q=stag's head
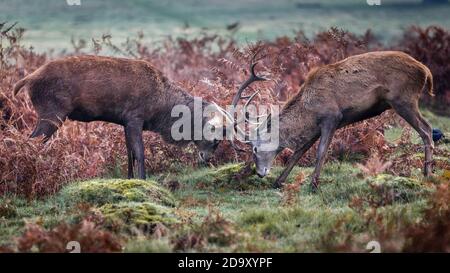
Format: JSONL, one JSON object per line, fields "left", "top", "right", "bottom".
{"left": 250, "top": 137, "right": 281, "bottom": 177}
{"left": 226, "top": 52, "right": 283, "bottom": 177}
{"left": 194, "top": 112, "right": 224, "bottom": 164}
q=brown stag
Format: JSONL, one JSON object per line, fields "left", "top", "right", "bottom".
{"left": 13, "top": 55, "right": 220, "bottom": 179}
{"left": 231, "top": 51, "right": 435, "bottom": 190}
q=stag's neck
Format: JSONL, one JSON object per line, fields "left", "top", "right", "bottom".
{"left": 277, "top": 102, "right": 320, "bottom": 151}
{"left": 149, "top": 82, "right": 210, "bottom": 146}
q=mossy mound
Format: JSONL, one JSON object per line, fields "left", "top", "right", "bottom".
{"left": 58, "top": 179, "right": 177, "bottom": 207}
{"left": 312, "top": 164, "right": 431, "bottom": 206}
{"left": 196, "top": 163, "right": 274, "bottom": 191}
{"left": 364, "top": 174, "right": 430, "bottom": 203}
{"left": 99, "top": 202, "right": 177, "bottom": 232}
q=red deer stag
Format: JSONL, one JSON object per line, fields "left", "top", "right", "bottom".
{"left": 232, "top": 51, "right": 434, "bottom": 190}
{"left": 13, "top": 55, "right": 220, "bottom": 179}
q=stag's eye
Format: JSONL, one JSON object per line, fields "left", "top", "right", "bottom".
{"left": 253, "top": 147, "right": 258, "bottom": 154}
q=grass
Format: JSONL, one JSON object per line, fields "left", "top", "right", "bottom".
{"left": 385, "top": 109, "right": 450, "bottom": 145}
{"left": 167, "top": 162, "right": 431, "bottom": 252}
{"left": 0, "top": 162, "right": 433, "bottom": 252}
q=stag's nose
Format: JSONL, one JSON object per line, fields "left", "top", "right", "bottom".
{"left": 257, "top": 167, "right": 269, "bottom": 178}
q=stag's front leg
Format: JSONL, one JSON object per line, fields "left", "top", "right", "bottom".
{"left": 273, "top": 149, "right": 305, "bottom": 189}
{"left": 125, "top": 120, "right": 146, "bottom": 180}
{"left": 273, "top": 137, "right": 319, "bottom": 188}
{"left": 311, "top": 116, "right": 340, "bottom": 190}
{"left": 124, "top": 126, "right": 135, "bottom": 179}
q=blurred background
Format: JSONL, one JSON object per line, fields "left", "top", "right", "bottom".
{"left": 2, "top": 0, "right": 450, "bottom": 52}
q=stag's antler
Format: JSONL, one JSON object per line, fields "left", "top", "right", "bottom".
{"left": 227, "top": 51, "right": 268, "bottom": 150}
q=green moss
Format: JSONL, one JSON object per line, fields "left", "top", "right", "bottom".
{"left": 177, "top": 163, "right": 275, "bottom": 191}
{"left": 365, "top": 174, "right": 430, "bottom": 203}
{"left": 99, "top": 202, "right": 178, "bottom": 232}
{"left": 58, "top": 179, "right": 177, "bottom": 207}
{"left": 58, "top": 180, "right": 181, "bottom": 232}
{"left": 0, "top": 179, "right": 180, "bottom": 245}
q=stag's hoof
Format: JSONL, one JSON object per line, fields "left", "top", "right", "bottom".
{"left": 309, "top": 184, "right": 319, "bottom": 193}
{"left": 424, "top": 160, "right": 433, "bottom": 177}
{"left": 272, "top": 180, "right": 284, "bottom": 189}
{"left": 310, "top": 178, "right": 320, "bottom": 193}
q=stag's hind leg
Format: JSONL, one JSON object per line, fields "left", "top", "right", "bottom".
{"left": 389, "top": 101, "right": 434, "bottom": 176}
{"left": 310, "top": 115, "right": 341, "bottom": 190}
{"left": 124, "top": 126, "right": 135, "bottom": 179}
{"left": 125, "top": 120, "right": 146, "bottom": 180}
{"left": 417, "top": 114, "right": 434, "bottom": 176}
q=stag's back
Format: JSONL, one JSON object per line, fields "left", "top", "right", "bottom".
{"left": 288, "top": 51, "right": 432, "bottom": 121}
{"left": 14, "top": 55, "right": 190, "bottom": 125}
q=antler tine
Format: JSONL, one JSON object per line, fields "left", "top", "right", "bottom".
{"left": 211, "top": 102, "right": 250, "bottom": 143}
{"left": 250, "top": 62, "right": 267, "bottom": 81}
{"left": 230, "top": 55, "right": 267, "bottom": 107}
{"left": 212, "top": 102, "right": 233, "bottom": 123}
{"left": 234, "top": 89, "right": 264, "bottom": 125}
{"left": 226, "top": 49, "right": 268, "bottom": 151}
{"left": 250, "top": 45, "right": 265, "bottom": 63}
{"left": 243, "top": 89, "right": 260, "bottom": 110}
{"left": 213, "top": 102, "right": 262, "bottom": 132}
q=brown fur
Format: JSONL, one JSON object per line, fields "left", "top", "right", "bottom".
{"left": 255, "top": 51, "right": 435, "bottom": 189}
{"left": 279, "top": 51, "right": 433, "bottom": 146}
{"left": 14, "top": 55, "right": 217, "bottom": 179}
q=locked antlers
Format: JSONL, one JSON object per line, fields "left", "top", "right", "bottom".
{"left": 228, "top": 52, "right": 268, "bottom": 150}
